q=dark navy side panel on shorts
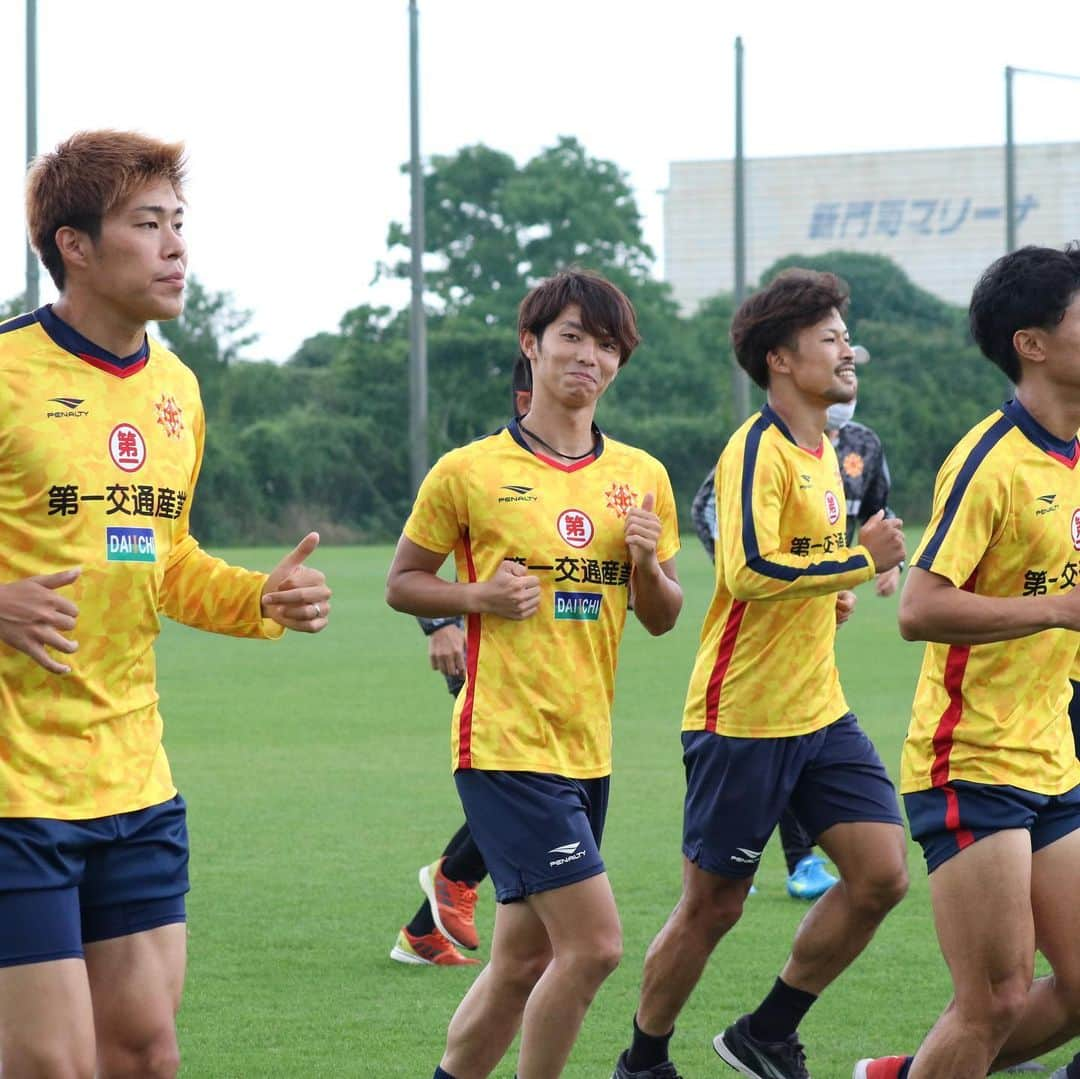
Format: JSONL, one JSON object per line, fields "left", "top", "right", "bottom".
{"left": 455, "top": 770, "right": 608, "bottom": 902}
{"left": 0, "top": 794, "right": 190, "bottom": 967}
{"left": 682, "top": 714, "right": 901, "bottom": 879}
{"left": 904, "top": 780, "right": 1080, "bottom": 873}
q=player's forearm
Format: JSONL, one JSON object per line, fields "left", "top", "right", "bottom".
{"left": 899, "top": 574, "right": 1080, "bottom": 644}
{"left": 630, "top": 560, "right": 683, "bottom": 636}
{"left": 726, "top": 547, "right": 875, "bottom": 602}
{"left": 386, "top": 569, "right": 486, "bottom": 619}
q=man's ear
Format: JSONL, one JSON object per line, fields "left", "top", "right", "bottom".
{"left": 765, "top": 347, "right": 790, "bottom": 378}
{"left": 54, "top": 226, "right": 93, "bottom": 275}
{"left": 1013, "top": 328, "right": 1045, "bottom": 367}
{"left": 519, "top": 330, "right": 537, "bottom": 361}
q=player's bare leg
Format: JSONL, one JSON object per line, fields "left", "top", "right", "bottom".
{"left": 908, "top": 830, "right": 1034, "bottom": 1078}
{"left": 441, "top": 899, "right": 552, "bottom": 1079}
{"left": 780, "top": 820, "right": 908, "bottom": 994}
{"left": 85, "top": 923, "right": 187, "bottom": 1079}
{"left": 635, "top": 856, "right": 752, "bottom": 1037}
{"left": 515, "top": 873, "right": 621, "bottom": 1078}
{"left": 0, "top": 956, "right": 96, "bottom": 1077}
{"left": 991, "top": 827, "right": 1080, "bottom": 1069}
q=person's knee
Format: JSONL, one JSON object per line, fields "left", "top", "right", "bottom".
{"left": 982, "top": 973, "right": 1032, "bottom": 1035}
{"left": 844, "top": 858, "right": 909, "bottom": 920}
{"left": 98, "top": 1027, "right": 180, "bottom": 1079}
{"left": 681, "top": 878, "right": 747, "bottom": 941}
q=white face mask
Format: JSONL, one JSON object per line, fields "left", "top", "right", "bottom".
{"left": 826, "top": 399, "right": 856, "bottom": 429}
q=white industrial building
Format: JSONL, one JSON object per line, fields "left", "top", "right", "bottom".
{"left": 663, "top": 142, "right": 1080, "bottom": 311}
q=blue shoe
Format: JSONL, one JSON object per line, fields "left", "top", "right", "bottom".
{"left": 786, "top": 855, "right": 838, "bottom": 901}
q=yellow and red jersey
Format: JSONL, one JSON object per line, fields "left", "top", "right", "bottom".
{"left": 404, "top": 418, "right": 680, "bottom": 779}
{"left": 0, "top": 306, "right": 282, "bottom": 819}
{"left": 683, "top": 406, "right": 874, "bottom": 738}
{"left": 902, "top": 399, "right": 1080, "bottom": 795}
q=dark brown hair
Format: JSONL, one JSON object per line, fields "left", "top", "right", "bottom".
{"left": 518, "top": 269, "right": 640, "bottom": 367}
{"left": 731, "top": 268, "right": 850, "bottom": 388}
{"left": 26, "top": 130, "right": 187, "bottom": 289}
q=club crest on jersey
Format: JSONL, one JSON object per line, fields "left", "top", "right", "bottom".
{"left": 604, "top": 482, "right": 637, "bottom": 519}
{"left": 109, "top": 423, "right": 147, "bottom": 473}
{"left": 824, "top": 490, "right": 841, "bottom": 525}
{"left": 155, "top": 394, "right": 184, "bottom": 439}
{"left": 1072, "top": 509, "right": 1080, "bottom": 551}
{"left": 557, "top": 508, "right": 594, "bottom": 548}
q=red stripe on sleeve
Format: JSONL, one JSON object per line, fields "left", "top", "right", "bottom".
{"left": 457, "top": 532, "right": 481, "bottom": 769}
{"left": 704, "top": 600, "right": 747, "bottom": 732}
{"left": 929, "top": 571, "right": 978, "bottom": 788}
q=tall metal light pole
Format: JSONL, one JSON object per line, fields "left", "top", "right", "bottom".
{"left": 408, "top": 0, "right": 428, "bottom": 495}
{"left": 731, "top": 36, "right": 752, "bottom": 423}
{"left": 1004, "top": 64, "right": 1080, "bottom": 253}
{"left": 25, "top": 0, "right": 38, "bottom": 308}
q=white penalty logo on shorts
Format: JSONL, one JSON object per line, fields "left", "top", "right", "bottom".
{"left": 548, "top": 841, "right": 587, "bottom": 868}
{"left": 729, "top": 847, "right": 763, "bottom": 866}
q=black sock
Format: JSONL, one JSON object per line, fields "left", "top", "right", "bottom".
{"left": 442, "top": 830, "right": 487, "bottom": 886}
{"left": 1066, "top": 1056, "right": 1080, "bottom": 1079}
{"left": 626, "top": 1014, "right": 674, "bottom": 1071}
{"left": 406, "top": 900, "right": 436, "bottom": 938}
{"left": 440, "top": 822, "right": 472, "bottom": 859}
{"left": 433, "top": 1068, "right": 457, "bottom": 1079}
{"left": 747, "top": 977, "right": 817, "bottom": 1042}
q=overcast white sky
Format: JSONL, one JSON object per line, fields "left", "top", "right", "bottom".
{"left": 2, "top": 0, "right": 1080, "bottom": 360}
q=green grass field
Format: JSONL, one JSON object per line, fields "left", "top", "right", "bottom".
{"left": 157, "top": 541, "right": 1070, "bottom": 1077}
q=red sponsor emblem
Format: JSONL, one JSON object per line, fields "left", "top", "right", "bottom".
{"left": 155, "top": 394, "right": 184, "bottom": 439}
{"left": 557, "top": 508, "right": 595, "bottom": 548}
{"left": 109, "top": 423, "right": 147, "bottom": 473}
{"left": 1072, "top": 509, "right": 1080, "bottom": 551}
{"left": 604, "top": 482, "right": 638, "bottom": 519}
{"left": 824, "top": 490, "right": 841, "bottom": 525}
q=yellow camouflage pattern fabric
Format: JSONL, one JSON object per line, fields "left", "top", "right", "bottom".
{"left": 404, "top": 423, "right": 679, "bottom": 779}
{"left": 903, "top": 401, "right": 1080, "bottom": 796}
{"left": 0, "top": 311, "right": 282, "bottom": 819}
{"left": 683, "top": 407, "right": 874, "bottom": 739}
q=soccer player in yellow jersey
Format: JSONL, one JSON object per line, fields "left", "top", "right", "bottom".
{"left": 615, "top": 270, "right": 908, "bottom": 1079}
{"left": 856, "top": 247, "right": 1080, "bottom": 1079}
{"left": 0, "top": 131, "right": 331, "bottom": 1079}
{"left": 386, "top": 269, "right": 683, "bottom": 1079}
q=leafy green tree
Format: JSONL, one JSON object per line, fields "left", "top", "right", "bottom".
{"left": 384, "top": 136, "right": 665, "bottom": 327}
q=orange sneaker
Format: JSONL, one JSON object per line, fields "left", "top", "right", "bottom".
{"left": 389, "top": 926, "right": 480, "bottom": 967}
{"left": 419, "top": 857, "right": 479, "bottom": 950}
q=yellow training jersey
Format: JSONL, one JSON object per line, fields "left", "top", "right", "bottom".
{"left": 683, "top": 406, "right": 875, "bottom": 738}
{"left": 0, "top": 306, "right": 283, "bottom": 820}
{"left": 902, "top": 400, "right": 1080, "bottom": 796}
{"left": 403, "top": 418, "right": 680, "bottom": 779}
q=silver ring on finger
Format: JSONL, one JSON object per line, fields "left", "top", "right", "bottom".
{"left": 313, "top": 603, "right": 322, "bottom": 618}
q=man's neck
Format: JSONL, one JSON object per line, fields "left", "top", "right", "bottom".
{"left": 52, "top": 293, "right": 145, "bottom": 358}
{"left": 765, "top": 390, "right": 826, "bottom": 451}
{"left": 1015, "top": 378, "right": 1080, "bottom": 443}
{"left": 518, "top": 398, "right": 597, "bottom": 460}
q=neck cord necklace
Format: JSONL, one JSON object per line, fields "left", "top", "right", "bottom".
{"left": 518, "top": 419, "right": 596, "bottom": 461}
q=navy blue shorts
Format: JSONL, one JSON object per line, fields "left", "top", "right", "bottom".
{"left": 682, "top": 713, "right": 902, "bottom": 879}
{"left": 455, "top": 770, "right": 609, "bottom": 902}
{"left": 904, "top": 780, "right": 1080, "bottom": 873}
{"left": 0, "top": 794, "right": 189, "bottom": 968}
